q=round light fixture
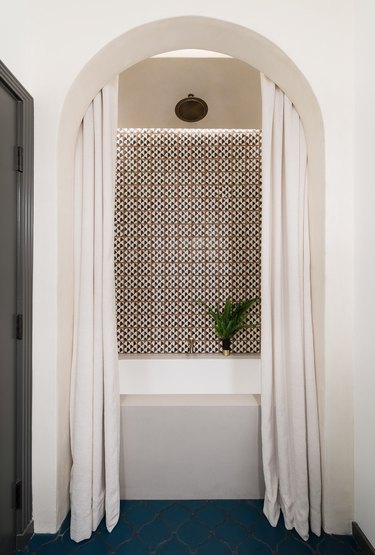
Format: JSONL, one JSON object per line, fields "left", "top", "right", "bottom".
{"left": 175, "top": 93, "right": 208, "bottom": 123}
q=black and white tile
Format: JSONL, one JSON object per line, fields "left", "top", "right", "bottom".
{"left": 115, "top": 129, "right": 262, "bottom": 355}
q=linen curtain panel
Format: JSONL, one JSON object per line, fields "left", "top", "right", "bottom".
{"left": 70, "top": 77, "right": 120, "bottom": 542}
{"left": 260, "top": 73, "right": 322, "bottom": 540}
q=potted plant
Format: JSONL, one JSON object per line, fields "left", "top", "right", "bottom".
{"left": 196, "top": 296, "right": 259, "bottom": 355}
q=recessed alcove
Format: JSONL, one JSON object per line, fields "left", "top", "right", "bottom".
{"left": 57, "top": 15, "right": 327, "bottom": 532}
{"left": 115, "top": 53, "right": 264, "bottom": 499}
{"left": 115, "top": 55, "right": 262, "bottom": 363}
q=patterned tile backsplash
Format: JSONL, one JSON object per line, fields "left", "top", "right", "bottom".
{"left": 115, "top": 128, "right": 262, "bottom": 354}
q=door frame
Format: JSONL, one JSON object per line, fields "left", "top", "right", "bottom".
{"left": 0, "top": 61, "right": 34, "bottom": 549}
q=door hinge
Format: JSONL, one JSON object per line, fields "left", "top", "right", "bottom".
{"left": 15, "top": 481, "right": 22, "bottom": 510}
{"left": 17, "top": 146, "right": 23, "bottom": 173}
{"left": 16, "top": 314, "right": 23, "bottom": 340}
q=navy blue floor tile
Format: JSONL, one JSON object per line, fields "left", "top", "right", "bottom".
{"left": 161, "top": 504, "right": 191, "bottom": 528}
{"left": 60, "top": 530, "right": 81, "bottom": 552}
{"left": 26, "top": 533, "right": 57, "bottom": 552}
{"left": 180, "top": 500, "right": 208, "bottom": 512}
{"left": 156, "top": 537, "right": 190, "bottom": 555}
{"left": 215, "top": 500, "right": 241, "bottom": 513}
{"left": 333, "top": 534, "right": 360, "bottom": 549}
{"left": 75, "top": 540, "right": 110, "bottom": 555}
{"left": 196, "top": 538, "right": 232, "bottom": 555}
{"left": 124, "top": 502, "right": 156, "bottom": 528}
{"left": 59, "top": 515, "right": 71, "bottom": 536}
{"left": 144, "top": 500, "right": 174, "bottom": 512}
{"left": 229, "top": 502, "right": 262, "bottom": 528}
{"left": 99, "top": 519, "right": 133, "bottom": 548}
{"left": 278, "top": 536, "right": 314, "bottom": 554}
{"left": 195, "top": 502, "right": 225, "bottom": 528}
{"left": 238, "top": 537, "right": 273, "bottom": 555}
{"left": 16, "top": 499, "right": 365, "bottom": 555}
{"left": 253, "top": 513, "right": 287, "bottom": 547}
{"left": 138, "top": 517, "right": 171, "bottom": 550}
{"left": 33, "top": 541, "right": 70, "bottom": 555}
{"left": 178, "top": 519, "right": 210, "bottom": 548}
{"left": 332, "top": 534, "right": 363, "bottom": 554}
{"left": 294, "top": 530, "right": 321, "bottom": 550}
{"left": 319, "top": 535, "right": 360, "bottom": 555}
{"left": 215, "top": 520, "right": 248, "bottom": 547}
{"left": 114, "top": 538, "right": 148, "bottom": 555}
{"left": 245, "top": 499, "right": 264, "bottom": 511}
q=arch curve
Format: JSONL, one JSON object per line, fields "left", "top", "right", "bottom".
{"left": 58, "top": 16, "right": 325, "bottom": 167}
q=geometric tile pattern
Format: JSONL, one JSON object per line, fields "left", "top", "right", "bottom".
{"left": 17, "top": 500, "right": 364, "bottom": 555}
{"left": 115, "top": 129, "right": 262, "bottom": 354}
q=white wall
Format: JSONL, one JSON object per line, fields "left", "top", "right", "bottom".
{"left": 119, "top": 356, "right": 261, "bottom": 394}
{"left": 118, "top": 58, "right": 262, "bottom": 128}
{"left": 120, "top": 395, "right": 264, "bottom": 500}
{"left": 354, "top": 0, "right": 375, "bottom": 547}
{"left": 0, "top": 0, "right": 357, "bottom": 535}
{"left": 0, "top": 1, "right": 30, "bottom": 87}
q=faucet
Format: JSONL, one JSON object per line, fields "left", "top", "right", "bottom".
{"left": 188, "top": 337, "right": 195, "bottom": 354}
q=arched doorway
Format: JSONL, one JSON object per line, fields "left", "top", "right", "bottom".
{"left": 56, "top": 13, "right": 325, "bottom": 528}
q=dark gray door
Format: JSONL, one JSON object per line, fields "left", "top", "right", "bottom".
{"left": 0, "top": 79, "right": 18, "bottom": 555}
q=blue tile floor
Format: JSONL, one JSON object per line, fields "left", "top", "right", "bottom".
{"left": 17, "top": 500, "right": 364, "bottom": 555}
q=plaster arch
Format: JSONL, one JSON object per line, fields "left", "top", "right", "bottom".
{"left": 57, "top": 13, "right": 326, "bottom": 527}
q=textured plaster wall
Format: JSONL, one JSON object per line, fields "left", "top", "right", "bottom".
{"left": 0, "top": 0, "right": 357, "bottom": 536}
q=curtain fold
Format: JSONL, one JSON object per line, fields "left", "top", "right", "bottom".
{"left": 70, "top": 77, "right": 120, "bottom": 542}
{"left": 260, "top": 73, "right": 322, "bottom": 540}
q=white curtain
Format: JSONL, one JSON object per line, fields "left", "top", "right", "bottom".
{"left": 70, "top": 77, "right": 120, "bottom": 542}
{"left": 260, "top": 73, "right": 322, "bottom": 540}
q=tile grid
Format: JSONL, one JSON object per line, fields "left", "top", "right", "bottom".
{"left": 115, "top": 128, "right": 262, "bottom": 355}
{"left": 16, "top": 500, "right": 364, "bottom": 555}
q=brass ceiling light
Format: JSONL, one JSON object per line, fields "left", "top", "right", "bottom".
{"left": 175, "top": 93, "right": 208, "bottom": 123}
